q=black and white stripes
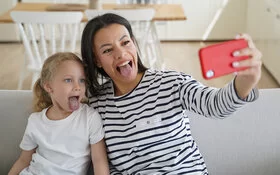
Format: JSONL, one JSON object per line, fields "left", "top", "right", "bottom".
{"left": 89, "top": 69, "right": 258, "bottom": 175}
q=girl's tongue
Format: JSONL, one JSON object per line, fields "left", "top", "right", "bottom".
{"left": 69, "top": 96, "right": 79, "bottom": 111}
{"left": 119, "top": 63, "right": 132, "bottom": 77}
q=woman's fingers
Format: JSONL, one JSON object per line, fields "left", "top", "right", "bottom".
{"left": 234, "top": 33, "right": 262, "bottom": 60}
{"left": 232, "top": 43, "right": 263, "bottom": 71}
{"left": 233, "top": 34, "right": 262, "bottom": 93}
{"left": 233, "top": 47, "right": 262, "bottom": 59}
{"left": 232, "top": 57, "right": 262, "bottom": 68}
{"left": 231, "top": 41, "right": 262, "bottom": 76}
{"left": 236, "top": 33, "right": 256, "bottom": 49}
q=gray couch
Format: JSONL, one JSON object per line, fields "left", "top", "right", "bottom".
{"left": 1, "top": 89, "right": 280, "bottom": 175}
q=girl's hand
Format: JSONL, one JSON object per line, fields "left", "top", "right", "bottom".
{"left": 232, "top": 34, "right": 262, "bottom": 99}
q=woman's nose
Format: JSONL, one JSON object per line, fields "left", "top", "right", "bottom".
{"left": 115, "top": 47, "right": 126, "bottom": 59}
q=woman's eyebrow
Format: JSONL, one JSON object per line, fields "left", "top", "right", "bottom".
{"left": 99, "top": 34, "right": 128, "bottom": 49}
{"left": 119, "top": 34, "right": 128, "bottom": 41}
{"left": 100, "top": 43, "right": 111, "bottom": 49}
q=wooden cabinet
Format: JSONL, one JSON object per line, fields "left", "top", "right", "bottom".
{"left": 247, "top": 0, "right": 280, "bottom": 84}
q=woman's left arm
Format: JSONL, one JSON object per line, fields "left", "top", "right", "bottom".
{"left": 232, "top": 34, "right": 263, "bottom": 99}
{"left": 91, "top": 139, "right": 110, "bottom": 175}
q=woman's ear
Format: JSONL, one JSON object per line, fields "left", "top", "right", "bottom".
{"left": 93, "top": 50, "right": 102, "bottom": 68}
{"left": 132, "top": 37, "right": 137, "bottom": 44}
{"left": 132, "top": 37, "right": 139, "bottom": 50}
{"left": 96, "top": 59, "right": 102, "bottom": 68}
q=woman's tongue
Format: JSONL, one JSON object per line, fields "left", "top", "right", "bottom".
{"left": 118, "top": 63, "right": 132, "bottom": 77}
{"left": 69, "top": 96, "right": 79, "bottom": 111}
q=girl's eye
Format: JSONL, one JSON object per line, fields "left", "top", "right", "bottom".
{"left": 64, "top": 79, "right": 72, "bottom": 83}
{"left": 80, "top": 79, "right": 86, "bottom": 83}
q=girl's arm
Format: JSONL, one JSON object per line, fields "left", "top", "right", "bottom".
{"left": 91, "top": 139, "right": 110, "bottom": 175}
{"left": 8, "top": 148, "right": 36, "bottom": 175}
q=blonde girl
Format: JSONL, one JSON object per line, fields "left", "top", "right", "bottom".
{"left": 9, "top": 52, "right": 109, "bottom": 175}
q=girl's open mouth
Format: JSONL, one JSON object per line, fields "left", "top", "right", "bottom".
{"left": 69, "top": 96, "right": 79, "bottom": 111}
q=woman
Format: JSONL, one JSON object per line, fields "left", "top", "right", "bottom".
{"left": 81, "top": 13, "right": 262, "bottom": 174}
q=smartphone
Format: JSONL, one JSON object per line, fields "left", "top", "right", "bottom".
{"left": 198, "top": 39, "right": 249, "bottom": 80}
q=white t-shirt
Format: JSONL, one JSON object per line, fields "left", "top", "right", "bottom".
{"left": 19, "top": 104, "right": 104, "bottom": 175}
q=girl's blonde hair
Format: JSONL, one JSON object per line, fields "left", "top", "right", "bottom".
{"left": 33, "top": 52, "right": 84, "bottom": 112}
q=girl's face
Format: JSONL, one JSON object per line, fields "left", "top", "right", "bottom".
{"left": 93, "top": 24, "right": 139, "bottom": 87}
{"left": 44, "top": 60, "right": 86, "bottom": 115}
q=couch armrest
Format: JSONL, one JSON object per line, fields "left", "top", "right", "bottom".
{"left": 0, "top": 90, "right": 33, "bottom": 174}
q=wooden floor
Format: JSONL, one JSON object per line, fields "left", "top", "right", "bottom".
{"left": 0, "top": 41, "right": 279, "bottom": 90}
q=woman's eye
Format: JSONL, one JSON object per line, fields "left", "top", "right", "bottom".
{"left": 123, "top": 40, "right": 130, "bottom": 45}
{"left": 103, "top": 48, "right": 112, "bottom": 54}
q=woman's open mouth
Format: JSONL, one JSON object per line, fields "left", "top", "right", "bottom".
{"left": 116, "top": 60, "right": 132, "bottom": 72}
{"left": 116, "top": 60, "right": 133, "bottom": 77}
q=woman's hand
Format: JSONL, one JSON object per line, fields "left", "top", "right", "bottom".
{"left": 232, "top": 34, "right": 262, "bottom": 99}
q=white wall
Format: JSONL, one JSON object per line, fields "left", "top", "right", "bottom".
{"left": 247, "top": 0, "right": 280, "bottom": 84}
{"left": 157, "top": 0, "right": 248, "bottom": 40}
{"left": 0, "top": 0, "right": 20, "bottom": 41}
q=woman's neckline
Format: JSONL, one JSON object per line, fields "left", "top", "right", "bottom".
{"left": 113, "top": 71, "right": 147, "bottom": 97}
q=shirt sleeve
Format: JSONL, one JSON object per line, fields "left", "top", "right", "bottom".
{"left": 20, "top": 115, "right": 38, "bottom": 150}
{"left": 178, "top": 73, "right": 259, "bottom": 119}
{"left": 87, "top": 106, "right": 105, "bottom": 144}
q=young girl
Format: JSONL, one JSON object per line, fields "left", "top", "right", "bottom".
{"left": 8, "top": 52, "right": 109, "bottom": 175}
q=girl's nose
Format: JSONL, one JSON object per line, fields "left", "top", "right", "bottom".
{"left": 73, "top": 82, "right": 81, "bottom": 91}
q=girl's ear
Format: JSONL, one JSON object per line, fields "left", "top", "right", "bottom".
{"left": 43, "top": 83, "right": 52, "bottom": 93}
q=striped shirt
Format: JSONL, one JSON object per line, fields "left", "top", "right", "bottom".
{"left": 89, "top": 70, "right": 258, "bottom": 175}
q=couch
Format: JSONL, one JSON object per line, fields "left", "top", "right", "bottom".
{"left": 0, "top": 90, "right": 32, "bottom": 174}
{"left": 1, "top": 89, "right": 280, "bottom": 175}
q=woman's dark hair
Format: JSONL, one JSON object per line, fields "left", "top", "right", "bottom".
{"left": 81, "top": 13, "right": 147, "bottom": 96}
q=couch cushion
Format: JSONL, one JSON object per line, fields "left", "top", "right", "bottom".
{"left": 0, "top": 90, "right": 33, "bottom": 174}
{"left": 190, "top": 88, "right": 280, "bottom": 175}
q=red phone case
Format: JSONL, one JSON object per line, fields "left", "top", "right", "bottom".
{"left": 199, "top": 39, "right": 249, "bottom": 80}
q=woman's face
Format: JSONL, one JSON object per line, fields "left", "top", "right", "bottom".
{"left": 93, "top": 24, "right": 139, "bottom": 86}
